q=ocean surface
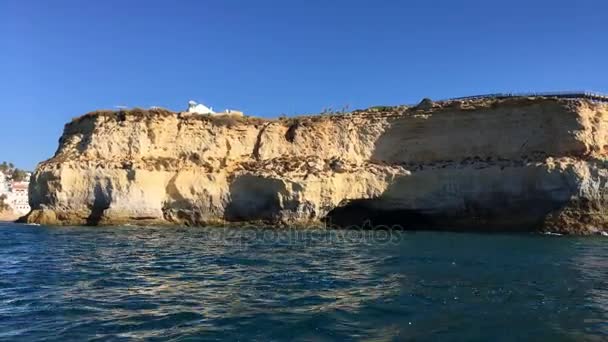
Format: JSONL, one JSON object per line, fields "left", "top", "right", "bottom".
{"left": 0, "top": 223, "right": 607, "bottom": 341}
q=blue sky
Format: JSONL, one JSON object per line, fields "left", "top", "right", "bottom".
{"left": 1, "top": 0, "right": 607, "bottom": 170}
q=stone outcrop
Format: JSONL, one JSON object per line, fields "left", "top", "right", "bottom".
{"left": 24, "top": 98, "right": 608, "bottom": 234}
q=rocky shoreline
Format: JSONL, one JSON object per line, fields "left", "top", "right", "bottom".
{"left": 24, "top": 97, "right": 608, "bottom": 234}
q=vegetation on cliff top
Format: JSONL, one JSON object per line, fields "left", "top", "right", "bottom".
{"left": 0, "top": 161, "right": 28, "bottom": 182}
{"left": 70, "top": 107, "right": 271, "bottom": 128}
{"left": 70, "top": 108, "right": 175, "bottom": 124}
{"left": 66, "top": 96, "right": 590, "bottom": 133}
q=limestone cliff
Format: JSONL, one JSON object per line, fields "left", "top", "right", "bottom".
{"left": 0, "top": 209, "right": 19, "bottom": 222}
{"left": 25, "top": 98, "right": 608, "bottom": 234}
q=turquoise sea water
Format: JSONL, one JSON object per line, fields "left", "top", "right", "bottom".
{"left": 0, "top": 222, "right": 607, "bottom": 341}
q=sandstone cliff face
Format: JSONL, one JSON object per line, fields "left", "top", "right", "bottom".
{"left": 26, "top": 98, "right": 608, "bottom": 234}
{"left": 0, "top": 208, "right": 19, "bottom": 222}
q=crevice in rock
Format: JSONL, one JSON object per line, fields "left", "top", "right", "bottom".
{"left": 285, "top": 122, "right": 300, "bottom": 143}
{"left": 252, "top": 122, "right": 273, "bottom": 161}
{"left": 86, "top": 183, "right": 111, "bottom": 225}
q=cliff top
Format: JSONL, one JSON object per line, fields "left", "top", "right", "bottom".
{"left": 68, "top": 95, "right": 603, "bottom": 130}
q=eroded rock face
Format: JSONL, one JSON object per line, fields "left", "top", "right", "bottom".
{"left": 0, "top": 208, "right": 19, "bottom": 222}
{"left": 25, "top": 98, "right": 608, "bottom": 234}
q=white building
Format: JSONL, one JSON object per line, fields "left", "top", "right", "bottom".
{"left": 186, "top": 101, "right": 245, "bottom": 117}
{"left": 0, "top": 171, "right": 32, "bottom": 215}
{"left": 187, "top": 100, "right": 215, "bottom": 114}
{"left": 7, "top": 181, "right": 30, "bottom": 215}
{"left": 223, "top": 109, "right": 244, "bottom": 116}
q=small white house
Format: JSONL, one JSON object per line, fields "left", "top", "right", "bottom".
{"left": 224, "top": 109, "right": 244, "bottom": 116}
{"left": 187, "top": 100, "right": 214, "bottom": 115}
{"left": 7, "top": 181, "right": 30, "bottom": 215}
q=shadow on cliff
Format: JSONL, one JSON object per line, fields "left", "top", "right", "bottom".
{"left": 334, "top": 108, "right": 584, "bottom": 232}
{"left": 86, "top": 183, "right": 111, "bottom": 225}
{"left": 323, "top": 169, "right": 579, "bottom": 232}
{"left": 369, "top": 114, "right": 438, "bottom": 165}
{"left": 61, "top": 115, "right": 99, "bottom": 155}
{"left": 224, "top": 175, "right": 285, "bottom": 222}
{"left": 368, "top": 103, "right": 570, "bottom": 169}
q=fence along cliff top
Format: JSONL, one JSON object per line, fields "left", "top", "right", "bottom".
{"left": 443, "top": 91, "right": 608, "bottom": 103}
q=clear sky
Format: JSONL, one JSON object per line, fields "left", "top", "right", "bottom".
{"left": 1, "top": 0, "right": 607, "bottom": 170}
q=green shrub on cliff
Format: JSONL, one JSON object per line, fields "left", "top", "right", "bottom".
{"left": 0, "top": 161, "right": 27, "bottom": 182}
{"left": 191, "top": 113, "right": 269, "bottom": 128}
{"left": 0, "top": 194, "right": 9, "bottom": 212}
{"left": 369, "top": 106, "right": 393, "bottom": 112}
{"left": 208, "top": 115, "right": 241, "bottom": 128}
{"left": 0, "top": 162, "right": 12, "bottom": 173}
{"left": 11, "top": 169, "right": 27, "bottom": 182}
{"left": 70, "top": 108, "right": 175, "bottom": 124}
